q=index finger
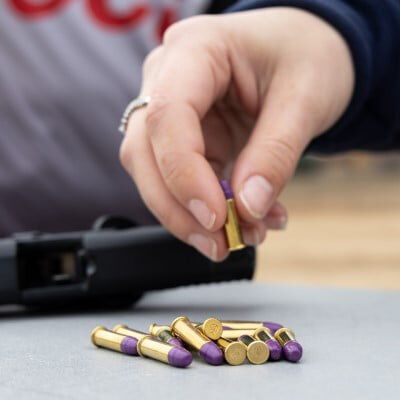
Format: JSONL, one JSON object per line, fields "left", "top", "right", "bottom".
{"left": 145, "top": 33, "right": 231, "bottom": 232}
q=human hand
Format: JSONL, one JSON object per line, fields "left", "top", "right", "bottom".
{"left": 120, "top": 7, "right": 354, "bottom": 261}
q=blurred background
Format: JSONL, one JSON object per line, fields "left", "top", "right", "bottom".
{"left": 256, "top": 153, "right": 400, "bottom": 290}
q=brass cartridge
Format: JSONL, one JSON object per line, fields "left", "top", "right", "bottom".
{"left": 112, "top": 324, "right": 147, "bottom": 341}
{"left": 224, "top": 198, "right": 245, "bottom": 251}
{"left": 149, "top": 323, "right": 171, "bottom": 336}
{"left": 91, "top": 326, "right": 138, "bottom": 355}
{"left": 254, "top": 327, "right": 274, "bottom": 342}
{"left": 274, "top": 327, "right": 302, "bottom": 363}
{"left": 238, "top": 334, "right": 269, "bottom": 364}
{"left": 274, "top": 327, "right": 296, "bottom": 346}
{"left": 149, "top": 323, "right": 184, "bottom": 347}
{"left": 136, "top": 335, "right": 193, "bottom": 367}
{"left": 216, "top": 338, "right": 247, "bottom": 366}
{"left": 192, "top": 318, "right": 223, "bottom": 340}
{"left": 254, "top": 327, "right": 282, "bottom": 361}
{"left": 220, "top": 180, "right": 244, "bottom": 251}
{"left": 136, "top": 335, "right": 169, "bottom": 364}
{"left": 171, "top": 316, "right": 224, "bottom": 365}
{"left": 171, "top": 316, "right": 209, "bottom": 350}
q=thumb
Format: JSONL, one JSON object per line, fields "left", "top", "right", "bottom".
{"left": 232, "top": 79, "right": 318, "bottom": 222}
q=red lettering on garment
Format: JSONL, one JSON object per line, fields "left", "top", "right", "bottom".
{"left": 8, "top": 0, "right": 70, "bottom": 18}
{"left": 156, "top": 7, "right": 177, "bottom": 41}
{"left": 7, "top": 0, "right": 177, "bottom": 38}
{"left": 86, "top": 0, "right": 150, "bottom": 29}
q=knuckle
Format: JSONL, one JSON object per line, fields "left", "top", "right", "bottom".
{"left": 160, "top": 151, "right": 192, "bottom": 187}
{"left": 145, "top": 97, "right": 170, "bottom": 130}
{"left": 162, "top": 20, "right": 187, "bottom": 44}
{"left": 263, "top": 136, "right": 300, "bottom": 185}
{"left": 162, "top": 15, "right": 213, "bottom": 45}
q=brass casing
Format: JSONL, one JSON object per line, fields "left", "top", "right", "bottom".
{"left": 192, "top": 318, "right": 223, "bottom": 340}
{"left": 274, "top": 328, "right": 296, "bottom": 346}
{"left": 224, "top": 199, "right": 245, "bottom": 251}
{"left": 216, "top": 338, "right": 247, "bottom": 366}
{"left": 149, "top": 324, "right": 175, "bottom": 343}
{"left": 171, "top": 316, "right": 209, "bottom": 350}
{"left": 239, "top": 335, "right": 269, "bottom": 364}
{"left": 221, "top": 329, "right": 257, "bottom": 340}
{"left": 113, "top": 324, "right": 147, "bottom": 341}
{"left": 137, "top": 335, "right": 170, "bottom": 364}
{"left": 149, "top": 324, "right": 171, "bottom": 336}
{"left": 91, "top": 326, "right": 125, "bottom": 352}
{"left": 221, "top": 321, "right": 265, "bottom": 330}
{"left": 254, "top": 327, "right": 274, "bottom": 342}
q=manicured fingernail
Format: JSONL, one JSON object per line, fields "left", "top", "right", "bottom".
{"left": 242, "top": 228, "right": 261, "bottom": 246}
{"left": 266, "top": 215, "right": 287, "bottom": 230}
{"left": 239, "top": 175, "right": 274, "bottom": 219}
{"left": 188, "top": 233, "right": 218, "bottom": 261}
{"left": 188, "top": 199, "right": 216, "bottom": 230}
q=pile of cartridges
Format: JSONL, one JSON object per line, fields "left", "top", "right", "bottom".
{"left": 91, "top": 316, "right": 302, "bottom": 368}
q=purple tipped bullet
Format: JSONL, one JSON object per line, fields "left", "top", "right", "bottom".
{"left": 220, "top": 180, "right": 234, "bottom": 199}
{"left": 265, "top": 339, "right": 282, "bottom": 361}
{"left": 120, "top": 336, "right": 139, "bottom": 356}
{"left": 254, "top": 327, "right": 283, "bottom": 361}
{"left": 137, "top": 335, "right": 193, "bottom": 367}
{"left": 168, "top": 347, "right": 193, "bottom": 368}
{"left": 199, "top": 342, "right": 224, "bottom": 366}
{"left": 219, "top": 180, "right": 245, "bottom": 250}
{"left": 91, "top": 326, "right": 139, "bottom": 356}
{"left": 283, "top": 341, "right": 303, "bottom": 363}
{"left": 171, "top": 316, "right": 225, "bottom": 365}
{"left": 274, "top": 327, "right": 303, "bottom": 363}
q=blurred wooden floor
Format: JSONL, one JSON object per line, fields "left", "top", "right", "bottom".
{"left": 255, "top": 159, "right": 400, "bottom": 290}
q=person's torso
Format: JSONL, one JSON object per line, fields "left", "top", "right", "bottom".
{"left": 0, "top": 0, "right": 209, "bottom": 235}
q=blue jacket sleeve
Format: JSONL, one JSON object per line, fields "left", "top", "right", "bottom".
{"left": 226, "top": 0, "right": 400, "bottom": 153}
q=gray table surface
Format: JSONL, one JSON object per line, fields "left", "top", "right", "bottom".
{"left": 0, "top": 282, "right": 399, "bottom": 400}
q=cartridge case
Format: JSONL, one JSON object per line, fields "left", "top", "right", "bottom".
{"left": 171, "top": 316, "right": 224, "bottom": 365}
{"left": 171, "top": 317, "right": 209, "bottom": 349}
{"left": 136, "top": 335, "right": 192, "bottom": 367}
{"left": 216, "top": 338, "right": 247, "bottom": 366}
{"left": 274, "top": 327, "right": 296, "bottom": 345}
{"left": 254, "top": 327, "right": 282, "bottom": 361}
{"left": 221, "top": 320, "right": 284, "bottom": 333}
{"left": 238, "top": 334, "right": 269, "bottom": 364}
{"left": 220, "top": 180, "right": 244, "bottom": 251}
{"left": 192, "top": 318, "right": 223, "bottom": 340}
{"left": 113, "top": 324, "right": 147, "bottom": 341}
{"left": 274, "top": 328, "right": 303, "bottom": 363}
{"left": 149, "top": 323, "right": 184, "bottom": 347}
{"left": 91, "top": 326, "right": 138, "bottom": 355}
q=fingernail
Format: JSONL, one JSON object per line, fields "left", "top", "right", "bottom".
{"left": 188, "top": 199, "right": 216, "bottom": 230}
{"left": 188, "top": 233, "right": 218, "bottom": 261}
{"left": 239, "top": 175, "right": 274, "bottom": 219}
{"left": 242, "top": 228, "right": 261, "bottom": 246}
{"left": 266, "top": 215, "right": 287, "bottom": 230}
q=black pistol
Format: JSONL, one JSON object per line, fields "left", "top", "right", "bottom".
{"left": 0, "top": 216, "right": 255, "bottom": 309}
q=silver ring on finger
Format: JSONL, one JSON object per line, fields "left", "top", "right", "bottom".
{"left": 119, "top": 95, "right": 151, "bottom": 135}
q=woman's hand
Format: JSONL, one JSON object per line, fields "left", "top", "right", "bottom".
{"left": 120, "top": 7, "right": 354, "bottom": 261}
